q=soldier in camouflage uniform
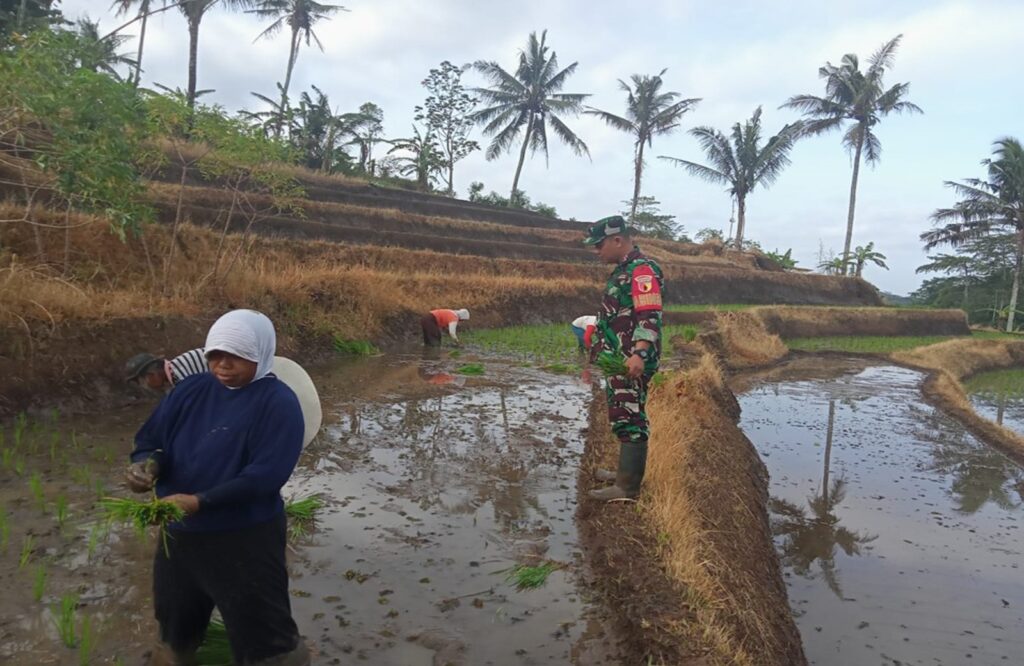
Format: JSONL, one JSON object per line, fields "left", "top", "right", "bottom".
{"left": 583, "top": 216, "right": 664, "bottom": 500}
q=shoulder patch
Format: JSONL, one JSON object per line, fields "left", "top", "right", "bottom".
{"left": 631, "top": 264, "right": 662, "bottom": 311}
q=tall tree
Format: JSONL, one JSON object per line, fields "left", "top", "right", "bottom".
{"left": 387, "top": 125, "right": 444, "bottom": 191}
{"left": 111, "top": 0, "right": 159, "bottom": 86}
{"left": 619, "top": 196, "right": 684, "bottom": 241}
{"left": 179, "top": 0, "right": 255, "bottom": 109}
{"left": 782, "top": 34, "right": 922, "bottom": 274}
{"left": 851, "top": 241, "right": 888, "bottom": 277}
{"left": 249, "top": 0, "right": 345, "bottom": 136}
{"left": 660, "top": 107, "right": 802, "bottom": 250}
{"left": 75, "top": 17, "right": 136, "bottom": 78}
{"left": 470, "top": 30, "right": 589, "bottom": 199}
{"left": 349, "top": 102, "right": 383, "bottom": 174}
{"left": 586, "top": 70, "right": 699, "bottom": 221}
{"left": 922, "top": 138, "right": 1024, "bottom": 331}
{"left": 415, "top": 60, "right": 479, "bottom": 195}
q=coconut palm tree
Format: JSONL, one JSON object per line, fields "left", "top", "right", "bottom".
{"left": 782, "top": 35, "right": 922, "bottom": 274}
{"left": 470, "top": 30, "right": 590, "bottom": 199}
{"left": 585, "top": 70, "right": 699, "bottom": 222}
{"left": 76, "top": 17, "right": 136, "bottom": 79}
{"left": 851, "top": 241, "right": 888, "bottom": 277}
{"left": 111, "top": 0, "right": 162, "bottom": 86}
{"left": 659, "top": 107, "right": 802, "bottom": 250}
{"left": 179, "top": 0, "right": 256, "bottom": 109}
{"left": 249, "top": 0, "right": 346, "bottom": 137}
{"left": 922, "top": 138, "right": 1024, "bottom": 331}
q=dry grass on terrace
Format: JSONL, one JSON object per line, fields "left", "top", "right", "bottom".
{"left": 753, "top": 305, "right": 968, "bottom": 338}
{"left": 644, "top": 355, "right": 807, "bottom": 665}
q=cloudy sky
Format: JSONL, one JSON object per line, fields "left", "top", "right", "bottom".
{"left": 66, "top": 0, "right": 1023, "bottom": 295}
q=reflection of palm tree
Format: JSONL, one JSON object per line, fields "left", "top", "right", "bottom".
{"left": 928, "top": 441, "right": 1022, "bottom": 513}
{"left": 770, "top": 479, "right": 876, "bottom": 598}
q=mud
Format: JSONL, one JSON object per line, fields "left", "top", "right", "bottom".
{"left": 737, "top": 356, "right": 1024, "bottom": 665}
{"left": 0, "top": 350, "right": 623, "bottom": 664}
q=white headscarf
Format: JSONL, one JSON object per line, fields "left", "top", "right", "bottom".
{"left": 204, "top": 309, "right": 276, "bottom": 384}
{"left": 455, "top": 308, "right": 470, "bottom": 321}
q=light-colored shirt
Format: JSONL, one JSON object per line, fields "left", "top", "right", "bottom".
{"left": 166, "top": 348, "right": 208, "bottom": 386}
{"left": 572, "top": 316, "right": 597, "bottom": 329}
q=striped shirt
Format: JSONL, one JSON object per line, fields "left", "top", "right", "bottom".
{"left": 168, "top": 348, "right": 208, "bottom": 385}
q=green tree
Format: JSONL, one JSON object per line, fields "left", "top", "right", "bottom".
{"left": 249, "top": 0, "right": 346, "bottom": 137}
{"left": 818, "top": 256, "right": 851, "bottom": 275}
{"left": 179, "top": 0, "right": 256, "bottom": 109}
{"left": 0, "top": 0, "right": 64, "bottom": 42}
{"left": 587, "top": 70, "right": 699, "bottom": 221}
{"left": 695, "top": 227, "right": 723, "bottom": 244}
{"left": 782, "top": 35, "right": 922, "bottom": 274}
{"left": 415, "top": 60, "right": 479, "bottom": 195}
{"left": 75, "top": 17, "right": 135, "bottom": 78}
{"left": 387, "top": 125, "right": 444, "bottom": 191}
{"left": 922, "top": 138, "right": 1024, "bottom": 331}
{"left": 851, "top": 241, "right": 887, "bottom": 277}
{"left": 470, "top": 30, "right": 589, "bottom": 199}
{"left": 619, "top": 196, "right": 683, "bottom": 241}
{"left": 660, "top": 107, "right": 802, "bottom": 250}
{"left": 765, "top": 248, "right": 798, "bottom": 270}
{"left": 349, "top": 101, "right": 383, "bottom": 174}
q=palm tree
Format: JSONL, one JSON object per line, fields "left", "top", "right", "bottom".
{"left": 782, "top": 35, "right": 922, "bottom": 274}
{"left": 180, "top": 0, "right": 256, "bottom": 109}
{"left": 851, "top": 241, "right": 888, "bottom": 277}
{"left": 111, "top": 0, "right": 161, "bottom": 86}
{"left": 470, "top": 30, "right": 590, "bottom": 199}
{"left": 659, "top": 107, "right": 802, "bottom": 250}
{"left": 585, "top": 70, "right": 699, "bottom": 221}
{"left": 916, "top": 254, "right": 974, "bottom": 307}
{"left": 76, "top": 17, "right": 137, "bottom": 79}
{"left": 922, "top": 138, "right": 1024, "bottom": 331}
{"left": 387, "top": 126, "right": 444, "bottom": 191}
{"left": 249, "top": 0, "right": 346, "bottom": 136}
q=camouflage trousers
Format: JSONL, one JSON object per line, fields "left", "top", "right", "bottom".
{"left": 605, "top": 373, "right": 650, "bottom": 443}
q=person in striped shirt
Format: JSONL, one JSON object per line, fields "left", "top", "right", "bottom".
{"left": 125, "top": 348, "right": 208, "bottom": 392}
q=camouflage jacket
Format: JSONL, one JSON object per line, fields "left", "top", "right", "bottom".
{"left": 593, "top": 247, "right": 664, "bottom": 374}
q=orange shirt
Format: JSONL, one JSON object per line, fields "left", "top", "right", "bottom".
{"left": 431, "top": 309, "right": 459, "bottom": 327}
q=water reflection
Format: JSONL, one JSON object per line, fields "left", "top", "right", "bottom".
{"left": 769, "top": 400, "right": 876, "bottom": 598}
{"left": 928, "top": 440, "right": 1023, "bottom": 513}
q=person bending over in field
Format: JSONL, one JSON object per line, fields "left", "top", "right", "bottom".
{"left": 570, "top": 315, "right": 597, "bottom": 352}
{"left": 125, "top": 348, "right": 207, "bottom": 392}
{"left": 125, "top": 309, "right": 309, "bottom": 666}
{"left": 421, "top": 308, "right": 470, "bottom": 346}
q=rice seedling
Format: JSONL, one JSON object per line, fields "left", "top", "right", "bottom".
{"left": 48, "top": 431, "right": 60, "bottom": 463}
{"left": 332, "top": 337, "right": 379, "bottom": 356}
{"left": 964, "top": 368, "right": 1024, "bottom": 399}
{"left": 14, "top": 457, "right": 25, "bottom": 476}
{"left": 196, "top": 618, "right": 232, "bottom": 666}
{"left": 78, "top": 614, "right": 95, "bottom": 666}
{"left": 19, "top": 535, "right": 34, "bottom": 568}
{"left": 100, "top": 495, "right": 186, "bottom": 556}
{"left": 285, "top": 495, "right": 323, "bottom": 541}
{"left": 54, "top": 494, "right": 69, "bottom": 530}
{"left": 51, "top": 593, "right": 78, "bottom": 647}
{"left": 70, "top": 465, "right": 92, "bottom": 488}
{"left": 29, "top": 472, "right": 45, "bottom": 511}
{"left": 13, "top": 412, "right": 27, "bottom": 451}
{"left": 28, "top": 419, "right": 42, "bottom": 454}
{"left": 504, "top": 561, "right": 563, "bottom": 591}
{"left": 32, "top": 563, "right": 47, "bottom": 601}
{"left": 594, "top": 352, "right": 628, "bottom": 376}
{"left": 86, "top": 522, "right": 108, "bottom": 561}
{"left": 0, "top": 507, "right": 8, "bottom": 549}
{"left": 455, "top": 363, "right": 485, "bottom": 375}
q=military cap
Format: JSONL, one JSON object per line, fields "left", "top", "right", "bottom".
{"left": 583, "top": 215, "right": 632, "bottom": 245}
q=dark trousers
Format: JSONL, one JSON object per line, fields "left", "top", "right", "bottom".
{"left": 421, "top": 313, "right": 443, "bottom": 346}
{"left": 154, "top": 513, "right": 300, "bottom": 664}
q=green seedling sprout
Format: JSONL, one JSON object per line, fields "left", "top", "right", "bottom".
{"left": 100, "top": 495, "right": 186, "bottom": 556}
{"left": 48, "top": 431, "right": 59, "bottom": 462}
{"left": 86, "top": 522, "right": 108, "bottom": 561}
{"left": 52, "top": 593, "right": 78, "bottom": 647}
{"left": 33, "top": 563, "right": 47, "bottom": 602}
{"left": 455, "top": 363, "right": 485, "bottom": 376}
{"left": 78, "top": 614, "right": 95, "bottom": 666}
{"left": 29, "top": 473, "right": 45, "bottom": 511}
{"left": 594, "top": 352, "right": 628, "bottom": 376}
{"left": 54, "top": 494, "right": 69, "bottom": 530}
{"left": 19, "top": 535, "right": 34, "bottom": 568}
{"left": 285, "top": 495, "right": 323, "bottom": 541}
{"left": 13, "top": 412, "right": 27, "bottom": 450}
{"left": 504, "top": 561, "right": 563, "bottom": 591}
{"left": 14, "top": 457, "right": 25, "bottom": 476}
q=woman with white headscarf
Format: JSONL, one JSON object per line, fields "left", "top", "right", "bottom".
{"left": 125, "top": 310, "right": 309, "bottom": 666}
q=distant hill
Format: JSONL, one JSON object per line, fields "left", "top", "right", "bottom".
{"left": 881, "top": 291, "right": 914, "bottom": 306}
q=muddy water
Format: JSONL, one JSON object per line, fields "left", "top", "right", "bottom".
{"left": 0, "top": 351, "right": 617, "bottom": 665}
{"left": 737, "top": 357, "right": 1024, "bottom": 666}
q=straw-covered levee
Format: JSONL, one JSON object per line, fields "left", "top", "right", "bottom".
{"left": 892, "top": 338, "right": 1024, "bottom": 464}
{"left": 753, "top": 305, "right": 969, "bottom": 338}
{"left": 695, "top": 312, "right": 790, "bottom": 370}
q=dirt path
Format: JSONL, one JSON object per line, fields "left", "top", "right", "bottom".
{"left": 0, "top": 351, "right": 621, "bottom": 664}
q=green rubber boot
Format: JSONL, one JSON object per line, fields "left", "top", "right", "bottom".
{"left": 588, "top": 440, "right": 648, "bottom": 501}
{"left": 594, "top": 468, "right": 616, "bottom": 482}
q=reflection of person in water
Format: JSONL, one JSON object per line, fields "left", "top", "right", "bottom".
{"left": 417, "top": 366, "right": 467, "bottom": 387}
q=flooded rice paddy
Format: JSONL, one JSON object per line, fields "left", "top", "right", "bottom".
{"left": 738, "top": 357, "right": 1024, "bottom": 665}
{"left": 0, "top": 350, "right": 618, "bottom": 665}
{"left": 964, "top": 368, "right": 1024, "bottom": 436}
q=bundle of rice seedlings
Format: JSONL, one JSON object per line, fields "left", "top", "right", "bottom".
{"left": 504, "top": 561, "right": 563, "bottom": 591}
{"left": 284, "top": 495, "right": 323, "bottom": 541}
{"left": 594, "top": 352, "right": 628, "bottom": 376}
{"left": 454, "top": 363, "right": 485, "bottom": 375}
{"left": 99, "top": 495, "right": 185, "bottom": 556}
{"left": 196, "top": 618, "right": 232, "bottom": 666}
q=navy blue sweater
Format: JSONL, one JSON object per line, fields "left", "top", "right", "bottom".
{"left": 130, "top": 372, "right": 304, "bottom": 532}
